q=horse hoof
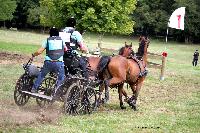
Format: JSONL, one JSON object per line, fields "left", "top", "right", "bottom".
{"left": 103, "top": 98, "right": 109, "bottom": 104}
{"left": 120, "top": 106, "right": 126, "bottom": 110}
{"left": 104, "top": 98, "right": 109, "bottom": 103}
{"left": 97, "top": 99, "right": 101, "bottom": 107}
{"left": 132, "top": 106, "right": 137, "bottom": 111}
{"left": 101, "top": 98, "right": 105, "bottom": 104}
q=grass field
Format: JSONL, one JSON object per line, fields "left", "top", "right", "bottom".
{"left": 0, "top": 29, "right": 200, "bottom": 133}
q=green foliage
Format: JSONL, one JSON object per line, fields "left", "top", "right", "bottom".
{"left": 39, "top": 0, "right": 137, "bottom": 34}
{"left": 132, "top": 0, "right": 175, "bottom": 35}
{"left": 132, "top": 0, "right": 200, "bottom": 43}
{"left": 13, "top": 0, "right": 39, "bottom": 28}
{"left": 0, "top": 0, "right": 17, "bottom": 21}
{"left": 174, "top": 0, "right": 200, "bottom": 41}
{"left": 27, "top": 6, "right": 40, "bottom": 26}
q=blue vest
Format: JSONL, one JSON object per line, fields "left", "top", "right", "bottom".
{"left": 46, "top": 36, "right": 64, "bottom": 60}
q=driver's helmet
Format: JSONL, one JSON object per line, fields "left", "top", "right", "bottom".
{"left": 66, "top": 17, "right": 76, "bottom": 28}
{"left": 49, "top": 27, "right": 59, "bottom": 37}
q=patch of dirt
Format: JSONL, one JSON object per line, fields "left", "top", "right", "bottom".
{"left": 0, "top": 52, "right": 26, "bottom": 65}
{"left": 0, "top": 51, "right": 43, "bottom": 66}
{"left": 0, "top": 52, "right": 28, "bottom": 61}
{"left": 0, "top": 52, "right": 59, "bottom": 128}
{"left": 0, "top": 100, "right": 62, "bottom": 128}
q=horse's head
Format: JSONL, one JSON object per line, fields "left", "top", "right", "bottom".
{"left": 139, "top": 36, "right": 150, "bottom": 48}
{"left": 119, "top": 42, "right": 134, "bottom": 57}
{"left": 137, "top": 36, "right": 150, "bottom": 65}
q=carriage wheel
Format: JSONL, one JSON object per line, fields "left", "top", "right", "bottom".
{"left": 85, "top": 86, "right": 97, "bottom": 111}
{"left": 60, "top": 76, "right": 82, "bottom": 99}
{"left": 14, "top": 74, "right": 32, "bottom": 106}
{"left": 77, "top": 86, "right": 97, "bottom": 114}
{"left": 63, "top": 82, "right": 82, "bottom": 115}
{"left": 73, "top": 68, "right": 83, "bottom": 78}
{"left": 36, "top": 77, "right": 56, "bottom": 108}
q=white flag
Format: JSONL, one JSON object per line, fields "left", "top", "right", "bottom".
{"left": 168, "top": 7, "right": 186, "bottom": 30}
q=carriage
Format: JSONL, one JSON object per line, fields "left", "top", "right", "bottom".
{"left": 14, "top": 52, "right": 101, "bottom": 115}
{"left": 14, "top": 36, "right": 149, "bottom": 114}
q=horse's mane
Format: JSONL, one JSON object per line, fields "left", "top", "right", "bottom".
{"left": 119, "top": 47, "right": 125, "bottom": 55}
{"left": 138, "top": 40, "right": 145, "bottom": 55}
{"left": 137, "top": 36, "right": 149, "bottom": 58}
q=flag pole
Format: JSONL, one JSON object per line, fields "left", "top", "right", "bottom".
{"left": 166, "top": 27, "right": 168, "bottom": 43}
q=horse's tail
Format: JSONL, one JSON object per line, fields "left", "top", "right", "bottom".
{"left": 97, "top": 56, "right": 111, "bottom": 74}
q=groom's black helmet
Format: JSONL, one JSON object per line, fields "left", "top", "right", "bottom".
{"left": 66, "top": 17, "right": 76, "bottom": 27}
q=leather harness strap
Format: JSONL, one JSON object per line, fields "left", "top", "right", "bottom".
{"left": 126, "top": 56, "right": 148, "bottom": 85}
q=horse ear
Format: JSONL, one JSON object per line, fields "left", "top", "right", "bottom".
{"left": 130, "top": 43, "right": 132, "bottom": 47}
{"left": 125, "top": 42, "right": 127, "bottom": 46}
{"left": 139, "top": 36, "right": 142, "bottom": 42}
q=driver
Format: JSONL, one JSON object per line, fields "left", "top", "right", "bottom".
{"left": 60, "top": 17, "right": 89, "bottom": 79}
{"left": 31, "top": 27, "right": 66, "bottom": 96}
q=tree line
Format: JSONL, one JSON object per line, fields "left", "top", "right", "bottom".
{"left": 0, "top": 0, "right": 200, "bottom": 43}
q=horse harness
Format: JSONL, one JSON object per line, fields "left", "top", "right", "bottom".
{"left": 126, "top": 56, "right": 148, "bottom": 85}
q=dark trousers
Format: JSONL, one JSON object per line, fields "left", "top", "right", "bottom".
{"left": 192, "top": 59, "right": 198, "bottom": 66}
{"left": 79, "top": 57, "right": 88, "bottom": 79}
{"left": 64, "top": 56, "right": 88, "bottom": 79}
{"left": 33, "top": 61, "right": 65, "bottom": 90}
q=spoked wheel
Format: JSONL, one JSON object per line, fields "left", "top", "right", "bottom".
{"left": 85, "top": 86, "right": 97, "bottom": 111}
{"left": 36, "top": 77, "right": 56, "bottom": 107}
{"left": 64, "top": 82, "right": 82, "bottom": 115}
{"left": 14, "top": 74, "right": 32, "bottom": 106}
{"left": 77, "top": 85, "right": 97, "bottom": 115}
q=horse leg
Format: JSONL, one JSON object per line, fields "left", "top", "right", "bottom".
{"left": 97, "top": 79, "right": 110, "bottom": 106}
{"left": 121, "top": 87, "right": 129, "bottom": 102}
{"left": 118, "top": 84, "right": 126, "bottom": 109}
{"left": 105, "top": 77, "right": 128, "bottom": 109}
{"left": 127, "top": 84, "right": 137, "bottom": 111}
{"left": 128, "top": 82, "right": 143, "bottom": 111}
{"left": 99, "top": 82, "right": 109, "bottom": 104}
{"left": 97, "top": 83, "right": 104, "bottom": 107}
{"left": 104, "top": 83, "right": 109, "bottom": 103}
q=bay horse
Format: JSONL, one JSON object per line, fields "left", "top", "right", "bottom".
{"left": 97, "top": 36, "right": 149, "bottom": 110}
{"left": 85, "top": 42, "right": 134, "bottom": 104}
{"left": 119, "top": 42, "right": 134, "bottom": 57}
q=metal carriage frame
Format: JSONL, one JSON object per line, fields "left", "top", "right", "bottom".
{"left": 14, "top": 57, "right": 100, "bottom": 115}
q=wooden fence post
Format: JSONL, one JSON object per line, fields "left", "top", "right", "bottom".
{"left": 160, "top": 52, "right": 167, "bottom": 80}
{"left": 98, "top": 42, "right": 102, "bottom": 48}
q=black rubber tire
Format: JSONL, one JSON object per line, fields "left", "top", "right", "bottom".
{"left": 63, "top": 81, "right": 82, "bottom": 115}
{"left": 78, "top": 85, "right": 97, "bottom": 114}
{"left": 63, "top": 80, "right": 97, "bottom": 115}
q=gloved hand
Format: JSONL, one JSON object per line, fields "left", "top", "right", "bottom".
{"left": 32, "top": 53, "right": 35, "bottom": 57}
{"left": 31, "top": 53, "right": 35, "bottom": 61}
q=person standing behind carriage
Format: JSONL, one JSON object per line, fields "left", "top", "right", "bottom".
{"left": 31, "top": 27, "right": 66, "bottom": 95}
{"left": 192, "top": 50, "right": 199, "bottom": 66}
{"left": 60, "top": 17, "right": 89, "bottom": 79}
